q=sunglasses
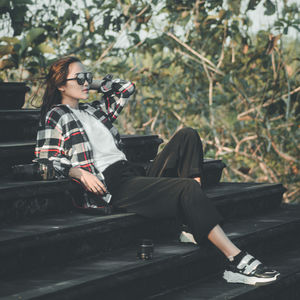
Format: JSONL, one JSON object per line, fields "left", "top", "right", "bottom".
{"left": 66, "top": 72, "right": 93, "bottom": 85}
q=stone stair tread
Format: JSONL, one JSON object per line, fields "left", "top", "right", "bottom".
{"left": 0, "top": 180, "right": 283, "bottom": 200}
{"left": 0, "top": 140, "right": 35, "bottom": 148}
{"left": 0, "top": 206, "right": 299, "bottom": 300}
{"left": 0, "top": 109, "right": 40, "bottom": 120}
{"left": 0, "top": 193, "right": 294, "bottom": 245}
{"left": 0, "top": 211, "right": 136, "bottom": 244}
{"left": 149, "top": 247, "right": 300, "bottom": 300}
{"left": 204, "top": 182, "right": 285, "bottom": 200}
{"left": 0, "top": 182, "right": 287, "bottom": 281}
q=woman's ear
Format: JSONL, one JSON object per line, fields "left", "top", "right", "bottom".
{"left": 58, "top": 86, "right": 65, "bottom": 92}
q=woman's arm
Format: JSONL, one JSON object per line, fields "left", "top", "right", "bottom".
{"left": 69, "top": 167, "right": 107, "bottom": 195}
{"left": 94, "top": 79, "right": 135, "bottom": 123}
{"left": 36, "top": 123, "right": 107, "bottom": 194}
{"left": 35, "top": 122, "right": 72, "bottom": 178}
{"left": 104, "top": 94, "right": 129, "bottom": 123}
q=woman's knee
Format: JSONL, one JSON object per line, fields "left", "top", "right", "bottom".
{"left": 181, "top": 179, "right": 203, "bottom": 201}
{"left": 176, "top": 127, "right": 200, "bottom": 141}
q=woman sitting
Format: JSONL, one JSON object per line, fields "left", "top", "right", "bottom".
{"left": 35, "top": 56, "right": 280, "bottom": 286}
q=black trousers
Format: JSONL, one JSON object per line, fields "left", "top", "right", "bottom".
{"left": 103, "top": 127, "right": 222, "bottom": 244}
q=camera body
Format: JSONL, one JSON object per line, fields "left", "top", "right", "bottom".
{"left": 89, "top": 74, "right": 135, "bottom": 98}
{"left": 12, "top": 162, "right": 56, "bottom": 181}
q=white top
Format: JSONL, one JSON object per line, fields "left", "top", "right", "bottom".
{"left": 70, "top": 107, "right": 127, "bottom": 173}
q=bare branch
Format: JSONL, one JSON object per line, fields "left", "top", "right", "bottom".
{"left": 271, "top": 141, "right": 298, "bottom": 162}
{"left": 166, "top": 32, "right": 223, "bottom": 74}
{"left": 216, "top": 20, "right": 227, "bottom": 69}
{"left": 174, "top": 49, "right": 223, "bottom": 75}
{"left": 237, "top": 86, "right": 300, "bottom": 120}
{"left": 235, "top": 135, "right": 258, "bottom": 153}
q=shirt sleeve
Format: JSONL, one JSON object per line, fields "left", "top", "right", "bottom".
{"left": 94, "top": 79, "right": 135, "bottom": 123}
{"left": 34, "top": 118, "right": 72, "bottom": 178}
{"left": 103, "top": 94, "right": 130, "bottom": 123}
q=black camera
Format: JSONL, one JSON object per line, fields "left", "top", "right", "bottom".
{"left": 89, "top": 74, "right": 136, "bottom": 98}
{"left": 12, "top": 162, "right": 56, "bottom": 181}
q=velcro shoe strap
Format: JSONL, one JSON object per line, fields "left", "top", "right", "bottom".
{"left": 244, "top": 259, "right": 261, "bottom": 275}
{"left": 237, "top": 254, "right": 255, "bottom": 270}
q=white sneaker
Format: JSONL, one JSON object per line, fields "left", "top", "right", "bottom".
{"left": 223, "top": 251, "right": 280, "bottom": 286}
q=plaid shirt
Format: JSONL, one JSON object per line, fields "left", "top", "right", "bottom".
{"left": 35, "top": 95, "right": 129, "bottom": 179}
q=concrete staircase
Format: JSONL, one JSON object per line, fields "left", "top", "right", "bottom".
{"left": 0, "top": 109, "right": 299, "bottom": 300}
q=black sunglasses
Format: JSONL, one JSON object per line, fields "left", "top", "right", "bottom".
{"left": 66, "top": 72, "right": 93, "bottom": 85}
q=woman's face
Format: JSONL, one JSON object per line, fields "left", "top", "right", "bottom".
{"left": 59, "top": 62, "right": 90, "bottom": 106}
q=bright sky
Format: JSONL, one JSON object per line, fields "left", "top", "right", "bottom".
{"left": 113, "top": 0, "right": 299, "bottom": 49}
{"left": 245, "top": 0, "right": 299, "bottom": 38}
{"left": 1, "top": 0, "right": 298, "bottom": 44}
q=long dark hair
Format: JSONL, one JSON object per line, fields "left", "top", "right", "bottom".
{"left": 40, "top": 56, "right": 81, "bottom": 122}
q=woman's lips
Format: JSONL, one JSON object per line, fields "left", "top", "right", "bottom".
{"left": 83, "top": 89, "right": 89, "bottom": 93}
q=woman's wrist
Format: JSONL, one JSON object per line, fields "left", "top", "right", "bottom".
{"left": 69, "top": 167, "right": 85, "bottom": 179}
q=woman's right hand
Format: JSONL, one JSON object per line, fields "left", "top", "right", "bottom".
{"left": 69, "top": 167, "right": 107, "bottom": 195}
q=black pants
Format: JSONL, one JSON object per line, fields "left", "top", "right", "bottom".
{"left": 103, "top": 127, "right": 222, "bottom": 244}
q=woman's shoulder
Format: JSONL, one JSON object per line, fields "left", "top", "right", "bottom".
{"left": 44, "top": 105, "right": 72, "bottom": 126}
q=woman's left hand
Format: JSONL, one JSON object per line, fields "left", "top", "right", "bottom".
{"left": 69, "top": 167, "right": 107, "bottom": 195}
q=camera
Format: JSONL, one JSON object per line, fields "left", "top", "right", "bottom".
{"left": 89, "top": 74, "right": 135, "bottom": 98}
{"left": 12, "top": 162, "right": 56, "bottom": 181}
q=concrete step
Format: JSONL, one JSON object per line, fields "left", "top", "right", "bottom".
{"left": 0, "top": 178, "right": 75, "bottom": 224}
{"left": 0, "top": 141, "right": 35, "bottom": 176}
{"left": 0, "top": 180, "right": 284, "bottom": 224}
{"left": 0, "top": 182, "right": 285, "bottom": 278}
{"left": 149, "top": 244, "right": 300, "bottom": 300}
{"left": 0, "top": 134, "right": 163, "bottom": 177}
{"left": 2, "top": 143, "right": 222, "bottom": 189}
{"left": 0, "top": 205, "right": 299, "bottom": 300}
{"left": 0, "top": 109, "right": 40, "bottom": 142}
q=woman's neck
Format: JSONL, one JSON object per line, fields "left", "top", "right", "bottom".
{"left": 62, "top": 98, "right": 79, "bottom": 109}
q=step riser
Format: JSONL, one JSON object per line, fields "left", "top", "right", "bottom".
{"left": 0, "top": 191, "right": 73, "bottom": 225}
{"left": 217, "top": 192, "right": 283, "bottom": 219}
{"left": 0, "top": 121, "right": 38, "bottom": 142}
{"left": 7, "top": 218, "right": 300, "bottom": 300}
{"left": 0, "top": 109, "right": 40, "bottom": 142}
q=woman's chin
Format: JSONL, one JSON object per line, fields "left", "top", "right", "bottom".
{"left": 81, "top": 93, "right": 89, "bottom": 100}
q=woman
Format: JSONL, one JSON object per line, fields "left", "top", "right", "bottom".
{"left": 35, "top": 56, "right": 279, "bottom": 286}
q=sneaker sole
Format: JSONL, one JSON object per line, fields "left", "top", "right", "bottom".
{"left": 223, "top": 270, "right": 280, "bottom": 286}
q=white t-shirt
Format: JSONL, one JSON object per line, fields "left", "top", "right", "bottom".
{"left": 70, "top": 107, "right": 127, "bottom": 172}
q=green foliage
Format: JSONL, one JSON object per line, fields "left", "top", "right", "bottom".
{"left": 0, "top": 0, "right": 299, "bottom": 202}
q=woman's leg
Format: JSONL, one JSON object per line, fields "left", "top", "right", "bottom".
{"left": 104, "top": 161, "right": 222, "bottom": 241}
{"left": 105, "top": 161, "right": 279, "bottom": 285}
{"left": 145, "top": 128, "right": 239, "bottom": 254}
{"left": 208, "top": 225, "right": 240, "bottom": 259}
{"left": 147, "top": 127, "right": 204, "bottom": 181}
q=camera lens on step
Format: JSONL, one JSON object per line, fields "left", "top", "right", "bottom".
{"left": 137, "top": 239, "right": 154, "bottom": 260}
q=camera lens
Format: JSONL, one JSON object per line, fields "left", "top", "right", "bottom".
{"left": 137, "top": 239, "right": 154, "bottom": 260}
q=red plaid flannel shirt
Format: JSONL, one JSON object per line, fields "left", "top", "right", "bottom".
{"left": 35, "top": 95, "right": 128, "bottom": 178}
